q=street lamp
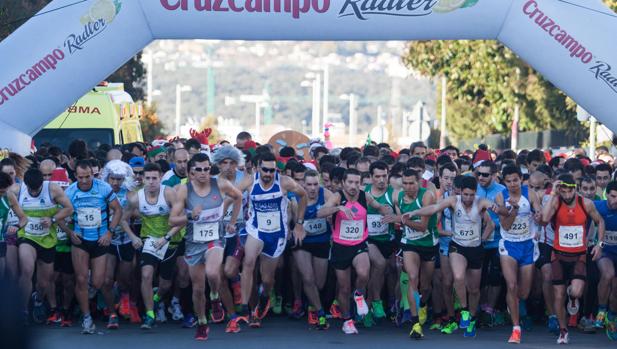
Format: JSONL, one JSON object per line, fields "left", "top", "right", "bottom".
{"left": 340, "top": 93, "right": 357, "bottom": 147}
{"left": 302, "top": 73, "right": 321, "bottom": 138}
{"left": 175, "top": 84, "right": 192, "bottom": 137}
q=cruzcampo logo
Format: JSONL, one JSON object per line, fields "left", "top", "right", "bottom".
{"left": 80, "top": 0, "right": 122, "bottom": 25}
{"left": 434, "top": 0, "right": 479, "bottom": 13}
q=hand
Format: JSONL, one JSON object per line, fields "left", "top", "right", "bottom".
{"left": 402, "top": 210, "right": 417, "bottom": 218}
{"left": 489, "top": 203, "right": 499, "bottom": 213}
{"left": 154, "top": 237, "right": 168, "bottom": 250}
{"left": 69, "top": 231, "right": 82, "bottom": 246}
{"left": 533, "top": 212, "right": 542, "bottom": 224}
{"left": 293, "top": 223, "right": 306, "bottom": 247}
{"left": 507, "top": 197, "right": 519, "bottom": 209}
{"left": 339, "top": 206, "right": 354, "bottom": 220}
{"left": 40, "top": 217, "right": 52, "bottom": 229}
{"left": 6, "top": 225, "right": 18, "bottom": 235}
{"left": 131, "top": 236, "right": 143, "bottom": 250}
{"left": 225, "top": 223, "right": 237, "bottom": 235}
{"left": 98, "top": 231, "right": 112, "bottom": 247}
{"left": 591, "top": 244, "right": 603, "bottom": 261}
{"left": 379, "top": 205, "right": 393, "bottom": 216}
{"left": 190, "top": 205, "right": 203, "bottom": 221}
{"left": 381, "top": 214, "right": 400, "bottom": 224}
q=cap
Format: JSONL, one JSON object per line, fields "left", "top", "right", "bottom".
{"left": 129, "top": 157, "right": 145, "bottom": 168}
{"left": 472, "top": 149, "right": 492, "bottom": 168}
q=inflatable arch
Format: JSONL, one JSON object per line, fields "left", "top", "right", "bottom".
{"left": 0, "top": 0, "right": 615, "bottom": 153}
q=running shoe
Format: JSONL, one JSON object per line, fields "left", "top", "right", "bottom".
{"left": 441, "top": 320, "right": 458, "bottom": 334}
{"left": 479, "top": 311, "right": 494, "bottom": 328}
{"left": 521, "top": 315, "right": 533, "bottom": 332}
{"left": 330, "top": 301, "right": 342, "bottom": 319}
{"left": 494, "top": 311, "right": 506, "bottom": 326}
{"left": 129, "top": 303, "right": 141, "bottom": 324}
{"left": 508, "top": 327, "right": 521, "bottom": 344}
{"left": 290, "top": 300, "right": 305, "bottom": 319}
{"left": 419, "top": 305, "right": 428, "bottom": 326}
{"left": 168, "top": 299, "right": 184, "bottom": 321}
{"left": 249, "top": 312, "right": 261, "bottom": 328}
{"left": 409, "top": 322, "right": 424, "bottom": 339}
{"left": 557, "top": 329, "right": 569, "bottom": 344}
{"left": 548, "top": 315, "right": 559, "bottom": 334}
{"left": 270, "top": 291, "right": 283, "bottom": 315}
{"left": 318, "top": 315, "right": 329, "bottom": 330}
{"left": 362, "top": 311, "right": 376, "bottom": 328}
{"left": 155, "top": 302, "right": 167, "bottom": 323}
{"left": 195, "top": 323, "right": 209, "bottom": 341}
{"left": 107, "top": 314, "right": 119, "bottom": 329}
{"left": 141, "top": 315, "right": 155, "bottom": 330}
{"left": 595, "top": 310, "right": 607, "bottom": 329}
{"left": 579, "top": 316, "right": 596, "bottom": 334}
{"left": 372, "top": 300, "right": 386, "bottom": 320}
{"left": 183, "top": 313, "right": 197, "bottom": 328}
{"left": 46, "top": 310, "right": 62, "bottom": 325}
{"left": 464, "top": 319, "right": 477, "bottom": 338}
{"left": 342, "top": 319, "right": 358, "bottom": 334}
{"left": 429, "top": 317, "right": 443, "bottom": 331}
{"left": 566, "top": 287, "right": 579, "bottom": 316}
{"left": 568, "top": 314, "right": 578, "bottom": 328}
{"left": 354, "top": 292, "right": 369, "bottom": 317}
{"left": 607, "top": 316, "right": 617, "bottom": 341}
{"left": 460, "top": 310, "right": 471, "bottom": 329}
{"left": 308, "top": 310, "right": 318, "bottom": 326}
{"left": 255, "top": 292, "right": 271, "bottom": 320}
{"left": 60, "top": 309, "right": 72, "bottom": 327}
{"left": 225, "top": 317, "right": 242, "bottom": 333}
{"left": 81, "top": 316, "right": 96, "bottom": 334}
{"left": 31, "top": 293, "right": 47, "bottom": 324}
{"left": 119, "top": 293, "right": 130, "bottom": 319}
{"left": 210, "top": 299, "right": 226, "bottom": 323}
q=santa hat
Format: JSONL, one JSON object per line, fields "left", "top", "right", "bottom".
{"left": 50, "top": 168, "right": 70, "bottom": 188}
{"left": 472, "top": 149, "right": 492, "bottom": 169}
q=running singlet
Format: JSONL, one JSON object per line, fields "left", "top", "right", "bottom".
{"left": 222, "top": 170, "right": 247, "bottom": 238}
{"left": 0, "top": 195, "right": 9, "bottom": 241}
{"left": 452, "top": 196, "right": 483, "bottom": 248}
{"left": 499, "top": 186, "right": 534, "bottom": 242}
{"left": 552, "top": 195, "right": 589, "bottom": 254}
{"left": 246, "top": 172, "right": 289, "bottom": 238}
{"left": 536, "top": 194, "right": 555, "bottom": 246}
{"left": 365, "top": 184, "right": 395, "bottom": 241}
{"left": 138, "top": 186, "right": 173, "bottom": 241}
{"left": 111, "top": 187, "right": 131, "bottom": 246}
{"left": 477, "top": 181, "right": 504, "bottom": 247}
{"left": 595, "top": 200, "right": 617, "bottom": 251}
{"left": 302, "top": 187, "right": 331, "bottom": 244}
{"left": 399, "top": 188, "right": 438, "bottom": 247}
{"left": 185, "top": 179, "right": 225, "bottom": 244}
{"left": 332, "top": 191, "right": 368, "bottom": 246}
{"left": 65, "top": 179, "right": 116, "bottom": 242}
{"left": 17, "top": 181, "right": 59, "bottom": 248}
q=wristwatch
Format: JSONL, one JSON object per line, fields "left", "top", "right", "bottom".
{"left": 51, "top": 217, "right": 57, "bottom": 225}
{"left": 296, "top": 220, "right": 304, "bottom": 225}
{"left": 164, "top": 235, "right": 172, "bottom": 241}
{"left": 599, "top": 241, "right": 605, "bottom": 248}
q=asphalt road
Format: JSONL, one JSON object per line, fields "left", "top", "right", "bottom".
{"left": 29, "top": 317, "right": 612, "bottom": 349}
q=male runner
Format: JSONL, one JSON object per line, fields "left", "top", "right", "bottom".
{"left": 595, "top": 180, "right": 617, "bottom": 339}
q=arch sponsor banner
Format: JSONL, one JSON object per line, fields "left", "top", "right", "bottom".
{"left": 0, "top": 0, "right": 615, "bottom": 154}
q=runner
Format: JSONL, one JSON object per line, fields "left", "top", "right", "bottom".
{"left": 365, "top": 161, "right": 396, "bottom": 323}
{"left": 122, "top": 163, "right": 182, "bottom": 330}
{"left": 542, "top": 173, "right": 605, "bottom": 344}
{"left": 292, "top": 169, "right": 332, "bottom": 330}
{"left": 226, "top": 152, "right": 308, "bottom": 331}
{"left": 65, "top": 160, "right": 121, "bottom": 334}
{"left": 402, "top": 175, "right": 495, "bottom": 338}
{"left": 1, "top": 158, "right": 22, "bottom": 281}
{"left": 318, "top": 168, "right": 392, "bottom": 334}
{"left": 170, "top": 153, "right": 243, "bottom": 340}
{"left": 494, "top": 165, "right": 542, "bottom": 344}
{"left": 595, "top": 180, "right": 617, "bottom": 339}
{"left": 0, "top": 171, "right": 24, "bottom": 279}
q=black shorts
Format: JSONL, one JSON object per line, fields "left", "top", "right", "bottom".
{"left": 481, "top": 248, "right": 502, "bottom": 287}
{"left": 368, "top": 238, "right": 396, "bottom": 259}
{"left": 139, "top": 246, "right": 179, "bottom": 281}
{"left": 18, "top": 238, "right": 55, "bottom": 264}
{"left": 72, "top": 239, "right": 107, "bottom": 258}
{"left": 535, "top": 242, "right": 553, "bottom": 269}
{"left": 54, "top": 252, "right": 74, "bottom": 274}
{"left": 329, "top": 241, "right": 369, "bottom": 270}
{"left": 295, "top": 241, "right": 330, "bottom": 259}
{"left": 0, "top": 242, "right": 6, "bottom": 258}
{"left": 448, "top": 241, "right": 484, "bottom": 269}
{"left": 224, "top": 235, "right": 245, "bottom": 262}
{"left": 107, "top": 243, "right": 136, "bottom": 263}
{"left": 400, "top": 243, "right": 438, "bottom": 263}
{"left": 551, "top": 250, "right": 586, "bottom": 285}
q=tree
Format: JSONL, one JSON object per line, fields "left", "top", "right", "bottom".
{"left": 198, "top": 115, "right": 223, "bottom": 144}
{"left": 140, "top": 104, "right": 165, "bottom": 141}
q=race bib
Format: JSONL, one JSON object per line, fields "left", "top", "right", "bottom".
{"left": 559, "top": 225, "right": 584, "bottom": 248}
{"left": 224, "top": 206, "right": 244, "bottom": 224}
{"left": 25, "top": 217, "right": 49, "bottom": 237}
{"left": 509, "top": 216, "right": 529, "bottom": 235}
{"left": 77, "top": 208, "right": 102, "bottom": 228}
{"left": 339, "top": 219, "right": 364, "bottom": 242}
{"left": 367, "top": 214, "right": 388, "bottom": 236}
{"left": 257, "top": 211, "right": 281, "bottom": 233}
{"left": 56, "top": 226, "right": 67, "bottom": 241}
{"left": 454, "top": 222, "right": 480, "bottom": 242}
{"left": 304, "top": 218, "right": 327, "bottom": 236}
{"left": 404, "top": 225, "right": 429, "bottom": 241}
{"left": 605, "top": 230, "right": 617, "bottom": 246}
{"left": 193, "top": 222, "right": 219, "bottom": 243}
{"left": 142, "top": 237, "right": 169, "bottom": 260}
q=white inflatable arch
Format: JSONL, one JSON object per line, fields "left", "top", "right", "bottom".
{"left": 0, "top": 0, "right": 615, "bottom": 153}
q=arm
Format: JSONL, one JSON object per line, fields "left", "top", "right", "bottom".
{"left": 405, "top": 196, "right": 455, "bottom": 220}
{"left": 586, "top": 198, "right": 605, "bottom": 261}
{"left": 219, "top": 178, "right": 243, "bottom": 232}
{"left": 541, "top": 194, "right": 559, "bottom": 225}
{"left": 495, "top": 193, "right": 516, "bottom": 230}
{"left": 98, "top": 198, "right": 122, "bottom": 246}
{"left": 168, "top": 184, "right": 188, "bottom": 227}
{"left": 6, "top": 191, "right": 27, "bottom": 229}
{"left": 366, "top": 194, "right": 393, "bottom": 216}
{"left": 481, "top": 209, "right": 495, "bottom": 241}
{"left": 317, "top": 192, "right": 343, "bottom": 218}
{"left": 282, "top": 176, "right": 308, "bottom": 245}
{"left": 50, "top": 184, "right": 74, "bottom": 223}
{"left": 121, "top": 192, "right": 142, "bottom": 249}
{"left": 163, "top": 187, "right": 182, "bottom": 238}
{"left": 403, "top": 190, "right": 437, "bottom": 232}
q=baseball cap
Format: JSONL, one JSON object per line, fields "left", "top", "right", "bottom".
{"left": 129, "top": 157, "right": 145, "bottom": 168}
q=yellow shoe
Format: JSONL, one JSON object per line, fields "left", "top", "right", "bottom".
{"left": 419, "top": 306, "right": 428, "bottom": 326}
{"left": 409, "top": 322, "right": 424, "bottom": 339}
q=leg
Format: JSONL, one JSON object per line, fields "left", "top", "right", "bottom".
{"left": 517, "top": 264, "right": 534, "bottom": 301}
{"left": 188, "top": 263, "right": 207, "bottom": 323}
{"left": 450, "top": 253, "right": 468, "bottom": 309}
{"left": 6, "top": 244, "right": 19, "bottom": 281}
{"left": 352, "top": 252, "right": 370, "bottom": 293}
{"left": 101, "top": 254, "right": 118, "bottom": 315}
{"left": 598, "top": 258, "right": 616, "bottom": 309}
{"left": 259, "top": 255, "right": 281, "bottom": 297}
{"left": 335, "top": 268, "right": 352, "bottom": 317}
{"left": 541, "top": 263, "right": 556, "bottom": 316}
{"left": 466, "top": 269, "right": 482, "bottom": 317}
{"left": 72, "top": 247, "right": 92, "bottom": 316}
{"left": 440, "top": 254, "right": 455, "bottom": 318}
{"left": 141, "top": 265, "right": 155, "bottom": 313}
{"left": 500, "top": 256, "right": 520, "bottom": 326}
{"left": 419, "top": 260, "right": 435, "bottom": 308}
{"left": 554, "top": 284, "right": 567, "bottom": 329}
{"left": 205, "top": 248, "right": 225, "bottom": 297}
{"left": 35, "top": 260, "right": 55, "bottom": 306}
{"left": 293, "top": 249, "right": 322, "bottom": 310}
{"left": 403, "top": 251, "right": 421, "bottom": 317}
{"left": 313, "top": 257, "right": 329, "bottom": 292}
{"left": 367, "top": 244, "right": 386, "bottom": 304}
{"left": 240, "top": 236, "right": 263, "bottom": 306}
{"left": 18, "top": 243, "right": 37, "bottom": 310}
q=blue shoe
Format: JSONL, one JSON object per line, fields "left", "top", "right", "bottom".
{"left": 464, "top": 319, "right": 477, "bottom": 338}
{"left": 459, "top": 310, "right": 471, "bottom": 329}
{"left": 402, "top": 309, "right": 412, "bottom": 324}
{"left": 182, "top": 314, "right": 197, "bottom": 328}
{"left": 548, "top": 315, "right": 559, "bottom": 334}
{"left": 521, "top": 315, "right": 533, "bottom": 331}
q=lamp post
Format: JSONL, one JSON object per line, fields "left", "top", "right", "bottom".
{"left": 175, "top": 84, "right": 192, "bottom": 137}
{"left": 340, "top": 93, "right": 357, "bottom": 146}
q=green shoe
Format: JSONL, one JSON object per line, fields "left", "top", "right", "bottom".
{"left": 429, "top": 318, "right": 443, "bottom": 331}
{"left": 372, "top": 300, "right": 386, "bottom": 319}
{"left": 272, "top": 294, "right": 283, "bottom": 315}
{"left": 419, "top": 306, "right": 428, "bottom": 326}
{"left": 494, "top": 311, "right": 506, "bottom": 326}
{"left": 441, "top": 320, "right": 458, "bottom": 334}
{"left": 464, "top": 319, "right": 477, "bottom": 338}
{"left": 363, "top": 311, "right": 376, "bottom": 328}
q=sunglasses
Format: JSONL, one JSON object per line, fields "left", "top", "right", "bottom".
{"left": 261, "top": 167, "right": 276, "bottom": 173}
{"left": 133, "top": 171, "right": 144, "bottom": 176}
{"left": 193, "top": 167, "right": 211, "bottom": 173}
{"left": 476, "top": 172, "right": 491, "bottom": 178}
